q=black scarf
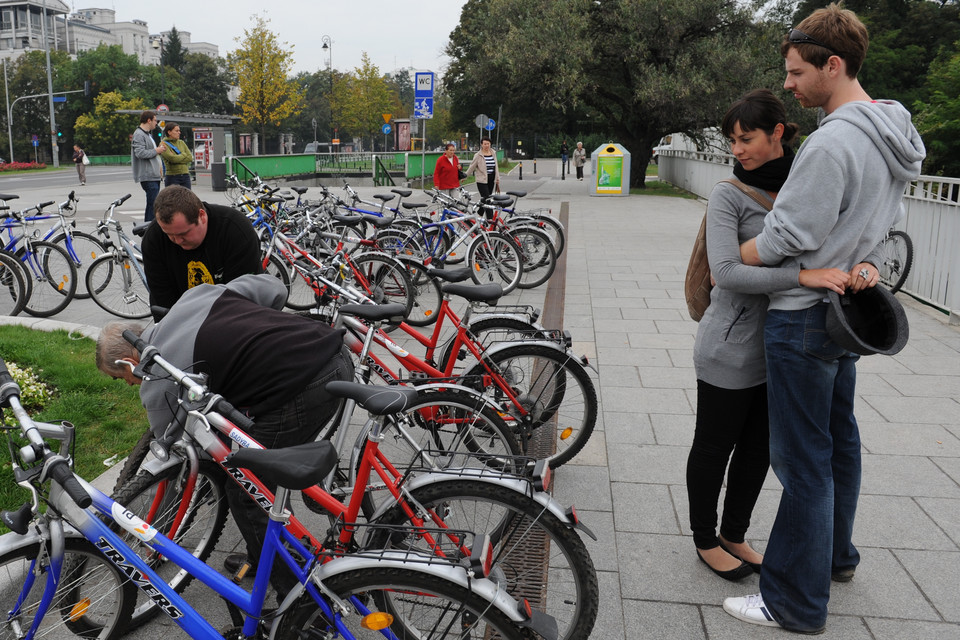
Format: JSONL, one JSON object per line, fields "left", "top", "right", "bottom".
{"left": 732, "top": 146, "right": 795, "bottom": 193}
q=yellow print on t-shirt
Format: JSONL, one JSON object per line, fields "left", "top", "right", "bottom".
{"left": 187, "top": 261, "right": 214, "bottom": 288}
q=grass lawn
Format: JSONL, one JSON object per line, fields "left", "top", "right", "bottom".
{"left": 630, "top": 180, "right": 699, "bottom": 198}
{"left": 0, "top": 325, "right": 147, "bottom": 518}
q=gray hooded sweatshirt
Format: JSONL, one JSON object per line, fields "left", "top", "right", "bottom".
{"left": 755, "top": 100, "right": 925, "bottom": 310}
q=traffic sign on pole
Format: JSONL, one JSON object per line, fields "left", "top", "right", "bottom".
{"left": 485, "top": 119, "right": 496, "bottom": 131}
{"left": 382, "top": 123, "right": 392, "bottom": 135}
{"left": 52, "top": 96, "right": 66, "bottom": 103}
{"left": 382, "top": 113, "right": 391, "bottom": 123}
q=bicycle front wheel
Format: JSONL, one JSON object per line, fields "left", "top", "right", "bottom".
{"left": 879, "top": 230, "right": 913, "bottom": 294}
{"left": 111, "top": 461, "right": 229, "bottom": 628}
{"left": 51, "top": 230, "right": 106, "bottom": 299}
{"left": 0, "top": 251, "right": 27, "bottom": 316}
{"left": 85, "top": 253, "right": 151, "bottom": 319}
{"left": 351, "top": 252, "right": 414, "bottom": 317}
{"left": 373, "top": 479, "right": 599, "bottom": 640}
{"left": 18, "top": 240, "right": 77, "bottom": 317}
{"left": 463, "top": 344, "right": 598, "bottom": 468}
{"left": 467, "top": 232, "right": 522, "bottom": 294}
{"left": 0, "top": 537, "right": 136, "bottom": 640}
{"left": 510, "top": 226, "right": 557, "bottom": 289}
{"left": 277, "top": 566, "right": 528, "bottom": 640}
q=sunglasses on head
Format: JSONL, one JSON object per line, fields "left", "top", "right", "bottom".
{"left": 788, "top": 28, "right": 843, "bottom": 58}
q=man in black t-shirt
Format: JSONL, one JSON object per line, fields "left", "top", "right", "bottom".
{"left": 142, "top": 185, "right": 261, "bottom": 320}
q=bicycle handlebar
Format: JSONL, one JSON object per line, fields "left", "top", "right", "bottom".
{"left": 0, "top": 356, "right": 91, "bottom": 508}
{"left": 114, "top": 194, "right": 132, "bottom": 207}
{"left": 121, "top": 330, "right": 255, "bottom": 430}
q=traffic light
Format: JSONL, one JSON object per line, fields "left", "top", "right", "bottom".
{"left": 56, "top": 125, "right": 62, "bottom": 139}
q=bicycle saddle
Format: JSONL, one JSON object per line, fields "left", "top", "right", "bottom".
{"left": 324, "top": 380, "right": 420, "bottom": 416}
{"left": 226, "top": 441, "right": 338, "bottom": 490}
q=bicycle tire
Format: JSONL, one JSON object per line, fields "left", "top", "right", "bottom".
{"left": 112, "top": 428, "right": 155, "bottom": 493}
{"left": 17, "top": 240, "right": 78, "bottom": 317}
{"left": 439, "top": 316, "right": 545, "bottom": 375}
{"left": 879, "top": 229, "right": 913, "bottom": 294}
{"left": 283, "top": 254, "right": 325, "bottom": 311}
{"left": 367, "top": 388, "right": 521, "bottom": 475}
{"left": 509, "top": 226, "right": 557, "bottom": 289}
{"left": 111, "top": 461, "right": 229, "bottom": 628}
{"left": 85, "top": 253, "right": 151, "bottom": 319}
{"left": 462, "top": 344, "right": 598, "bottom": 468}
{"left": 372, "top": 479, "right": 599, "bottom": 640}
{"left": 395, "top": 256, "right": 443, "bottom": 326}
{"left": 276, "top": 566, "right": 529, "bottom": 640}
{"left": 0, "top": 251, "right": 27, "bottom": 316}
{"left": 51, "top": 230, "right": 106, "bottom": 299}
{"left": 0, "top": 536, "right": 137, "bottom": 640}
{"left": 509, "top": 214, "right": 566, "bottom": 257}
{"left": 261, "top": 252, "right": 294, "bottom": 302}
{"left": 351, "top": 252, "right": 415, "bottom": 318}
{"left": 467, "top": 232, "right": 523, "bottom": 294}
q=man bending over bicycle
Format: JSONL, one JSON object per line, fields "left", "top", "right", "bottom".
{"left": 142, "top": 185, "right": 261, "bottom": 321}
{"left": 95, "top": 273, "right": 354, "bottom": 597}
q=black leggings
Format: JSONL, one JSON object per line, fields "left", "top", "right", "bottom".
{"left": 686, "top": 379, "right": 770, "bottom": 550}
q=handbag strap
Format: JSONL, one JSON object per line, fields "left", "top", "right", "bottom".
{"left": 721, "top": 178, "right": 774, "bottom": 212}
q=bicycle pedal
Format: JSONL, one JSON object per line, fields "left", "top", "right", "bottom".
{"left": 232, "top": 562, "right": 254, "bottom": 583}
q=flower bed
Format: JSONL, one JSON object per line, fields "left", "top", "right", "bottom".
{"left": 0, "top": 161, "right": 47, "bottom": 171}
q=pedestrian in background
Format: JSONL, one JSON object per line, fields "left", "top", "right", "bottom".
{"left": 560, "top": 139, "right": 569, "bottom": 173}
{"left": 572, "top": 142, "right": 586, "bottom": 181}
{"left": 160, "top": 122, "right": 193, "bottom": 190}
{"left": 433, "top": 143, "right": 461, "bottom": 196}
{"left": 131, "top": 110, "right": 167, "bottom": 222}
{"left": 465, "top": 136, "right": 500, "bottom": 203}
{"left": 72, "top": 144, "right": 86, "bottom": 186}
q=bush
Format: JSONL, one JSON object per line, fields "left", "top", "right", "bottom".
{"left": 1, "top": 362, "right": 54, "bottom": 423}
{"left": 0, "top": 161, "right": 46, "bottom": 171}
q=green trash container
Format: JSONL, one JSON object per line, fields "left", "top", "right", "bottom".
{"left": 590, "top": 143, "right": 631, "bottom": 196}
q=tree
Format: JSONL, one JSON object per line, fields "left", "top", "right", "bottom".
{"left": 180, "top": 53, "right": 233, "bottom": 114}
{"left": 445, "top": 0, "right": 772, "bottom": 187}
{"left": 5, "top": 50, "right": 73, "bottom": 162}
{"left": 913, "top": 43, "right": 960, "bottom": 176}
{"left": 230, "top": 15, "right": 304, "bottom": 143}
{"left": 335, "top": 53, "right": 400, "bottom": 151}
{"left": 163, "top": 27, "right": 187, "bottom": 75}
{"left": 73, "top": 91, "right": 146, "bottom": 155}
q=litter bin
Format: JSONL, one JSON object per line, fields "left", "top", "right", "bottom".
{"left": 211, "top": 162, "right": 227, "bottom": 192}
{"left": 590, "top": 143, "right": 631, "bottom": 196}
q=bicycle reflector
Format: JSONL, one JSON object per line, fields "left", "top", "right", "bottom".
{"left": 68, "top": 599, "right": 91, "bottom": 622}
{"left": 361, "top": 612, "right": 394, "bottom": 630}
{"left": 468, "top": 534, "right": 494, "bottom": 578}
{"left": 532, "top": 458, "right": 551, "bottom": 492}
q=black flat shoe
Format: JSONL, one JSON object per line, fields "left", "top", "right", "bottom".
{"left": 718, "top": 539, "right": 763, "bottom": 574}
{"left": 696, "top": 549, "right": 753, "bottom": 582}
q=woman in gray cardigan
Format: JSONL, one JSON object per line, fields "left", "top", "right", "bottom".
{"left": 465, "top": 136, "right": 500, "bottom": 202}
{"left": 687, "top": 89, "right": 847, "bottom": 581}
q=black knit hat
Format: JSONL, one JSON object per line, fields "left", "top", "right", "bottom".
{"left": 826, "top": 287, "right": 909, "bottom": 356}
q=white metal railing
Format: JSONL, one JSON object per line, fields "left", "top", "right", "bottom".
{"left": 659, "top": 150, "right": 960, "bottom": 321}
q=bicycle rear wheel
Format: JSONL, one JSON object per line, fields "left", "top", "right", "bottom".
{"left": 111, "top": 461, "right": 229, "bottom": 628}
{"left": 0, "top": 251, "right": 27, "bottom": 316}
{"left": 467, "top": 232, "right": 522, "bottom": 294}
{"left": 463, "top": 344, "right": 598, "bottom": 468}
{"left": 351, "top": 252, "right": 414, "bottom": 318}
{"left": 0, "top": 537, "right": 136, "bottom": 640}
{"left": 85, "top": 253, "right": 151, "bottom": 319}
{"left": 395, "top": 256, "right": 442, "bottom": 326}
{"left": 277, "top": 566, "right": 527, "bottom": 639}
{"left": 372, "top": 479, "right": 599, "bottom": 640}
{"left": 510, "top": 226, "right": 557, "bottom": 289}
{"left": 18, "top": 240, "right": 77, "bottom": 317}
{"left": 879, "top": 229, "right": 913, "bottom": 294}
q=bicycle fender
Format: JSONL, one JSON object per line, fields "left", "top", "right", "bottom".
{"left": 368, "top": 470, "right": 596, "bottom": 540}
{"left": 140, "top": 449, "right": 186, "bottom": 476}
{"left": 480, "top": 337, "right": 598, "bottom": 374}
{"left": 307, "top": 552, "right": 539, "bottom": 627}
{"left": 469, "top": 311, "right": 545, "bottom": 329}
{"left": 406, "top": 382, "right": 502, "bottom": 412}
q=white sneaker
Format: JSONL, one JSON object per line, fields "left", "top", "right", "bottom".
{"left": 723, "top": 594, "right": 780, "bottom": 628}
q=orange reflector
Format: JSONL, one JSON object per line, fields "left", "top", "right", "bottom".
{"left": 124, "top": 263, "right": 131, "bottom": 269}
{"left": 361, "top": 612, "right": 393, "bottom": 630}
{"left": 69, "top": 598, "right": 91, "bottom": 622}
{"left": 560, "top": 427, "right": 573, "bottom": 440}
{"left": 90, "top": 252, "right": 97, "bottom": 260}
{"left": 424, "top": 310, "right": 433, "bottom": 317}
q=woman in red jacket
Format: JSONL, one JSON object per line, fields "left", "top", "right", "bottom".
{"left": 433, "top": 143, "right": 461, "bottom": 195}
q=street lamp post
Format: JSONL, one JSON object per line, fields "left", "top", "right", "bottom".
{"left": 322, "top": 35, "right": 335, "bottom": 151}
{"left": 151, "top": 36, "right": 165, "bottom": 106}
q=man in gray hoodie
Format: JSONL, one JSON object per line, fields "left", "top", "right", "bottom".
{"left": 131, "top": 110, "right": 167, "bottom": 222}
{"left": 723, "top": 4, "right": 925, "bottom": 634}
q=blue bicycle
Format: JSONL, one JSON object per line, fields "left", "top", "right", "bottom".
{"left": 0, "top": 349, "right": 553, "bottom": 640}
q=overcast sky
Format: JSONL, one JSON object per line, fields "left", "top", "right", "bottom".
{"left": 102, "top": 1, "right": 468, "bottom": 75}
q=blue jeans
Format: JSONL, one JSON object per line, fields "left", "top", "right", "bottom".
{"left": 759, "top": 304, "right": 861, "bottom": 633}
{"left": 140, "top": 180, "right": 160, "bottom": 222}
{"left": 164, "top": 173, "right": 191, "bottom": 189}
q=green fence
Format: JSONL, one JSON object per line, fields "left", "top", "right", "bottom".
{"left": 87, "top": 155, "right": 130, "bottom": 166}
